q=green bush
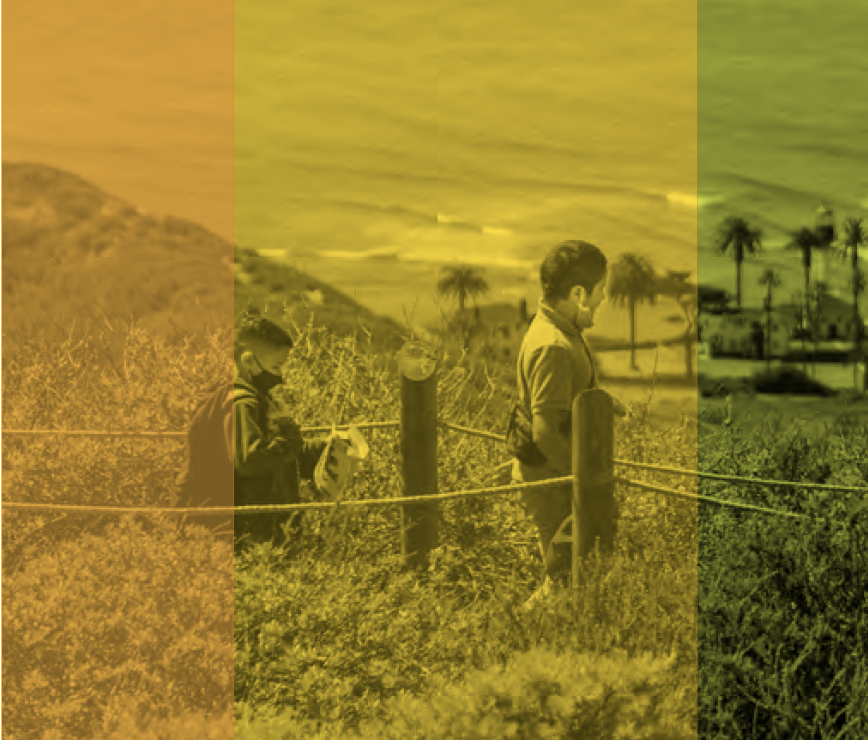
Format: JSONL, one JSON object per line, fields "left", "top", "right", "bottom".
{"left": 9, "top": 316, "right": 868, "bottom": 738}
{"left": 231, "top": 648, "right": 692, "bottom": 740}
{"left": 698, "top": 419, "right": 868, "bottom": 736}
{"left": 698, "top": 374, "right": 754, "bottom": 398}
{"left": 750, "top": 367, "right": 835, "bottom": 396}
{"left": 700, "top": 508, "right": 868, "bottom": 737}
{"left": 91, "top": 647, "right": 692, "bottom": 740}
{"left": 1, "top": 519, "right": 234, "bottom": 739}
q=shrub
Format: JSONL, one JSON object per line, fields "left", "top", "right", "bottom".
{"left": 698, "top": 375, "right": 753, "bottom": 398}
{"left": 8, "top": 316, "right": 868, "bottom": 738}
{"left": 750, "top": 367, "right": 834, "bottom": 396}
{"left": 230, "top": 648, "right": 693, "bottom": 740}
{"left": 698, "top": 418, "right": 868, "bottom": 737}
{"left": 1, "top": 519, "right": 234, "bottom": 739}
{"left": 699, "top": 508, "right": 868, "bottom": 737}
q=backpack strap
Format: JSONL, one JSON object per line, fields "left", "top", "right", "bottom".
{"left": 232, "top": 387, "right": 257, "bottom": 404}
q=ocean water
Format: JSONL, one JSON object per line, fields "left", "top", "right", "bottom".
{"left": 4, "top": 0, "right": 867, "bottom": 335}
{"left": 697, "top": 0, "right": 868, "bottom": 314}
{"left": 234, "top": 0, "right": 699, "bottom": 332}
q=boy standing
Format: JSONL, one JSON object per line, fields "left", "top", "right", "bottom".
{"left": 175, "top": 310, "right": 327, "bottom": 546}
{"left": 508, "top": 241, "right": 625, "bottom": 604}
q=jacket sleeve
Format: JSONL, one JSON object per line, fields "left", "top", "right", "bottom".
{"left": 232, "top": 398, "right": 297, "bottom": 477}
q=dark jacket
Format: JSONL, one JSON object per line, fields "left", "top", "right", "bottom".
{"left": 175, "top": 375, "right": 325, "bottom": 539}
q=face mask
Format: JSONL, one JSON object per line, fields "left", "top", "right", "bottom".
{"left": 248, "top": 354, "right": 284, "bottom": 392}
{"left": 567, "top": 290, "right": 595, "bottom": 330}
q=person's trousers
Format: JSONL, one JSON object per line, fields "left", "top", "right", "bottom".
{"left": 517, "top": 475, "right": 620, "bottom": 586}
{"left": 234, "top": 467, "right": 307, "bottom": 548}
{"left": 519, "top": 480, "right": 574, "bottom": 587}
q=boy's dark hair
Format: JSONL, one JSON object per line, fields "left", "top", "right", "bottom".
{"left": 540, "top": 240, "right": 608, "bottom": 302}
{"left": 234, "top": 309, "right": 294, "bottom": 360}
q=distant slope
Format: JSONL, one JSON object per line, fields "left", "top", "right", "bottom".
{"left": 234, "top": 246, "right": 409, "bottom": 352}
{"left": 2, "top": 162, "right": 407, "bottom": 350}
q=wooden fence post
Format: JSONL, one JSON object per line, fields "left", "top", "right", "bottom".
{"left": 398, "top": 351, "right": 439, "bottom": 569}
{"left": 571, "top": 388, "right": 616, "bottom": 589}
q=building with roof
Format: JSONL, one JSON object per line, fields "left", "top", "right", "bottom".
{"left": 698, "top": 291, "right": 862, "bottom": 359}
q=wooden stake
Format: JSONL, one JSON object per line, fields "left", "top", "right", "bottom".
{"left": 572, "top": 389, "right": 616, "bottom": 589}
{"left": 400, "top": 370, "right": 439, "bottom": 569}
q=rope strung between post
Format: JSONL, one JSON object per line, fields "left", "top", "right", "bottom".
{"left": 4, "top": 422, "right": 866, "bottom": 497}
{"left": 1, "top": 476, "right": 572, "bottom": 515}
{"left": 615, "top": 476, "right": 812, "bottom": 520}
{"left": 0, "top": 421, "right": 402, "bottom": 439}
{"left": 431, "top": 423, "right": 868, "bottom": 496}
{"left": 3, "top": 420, "right": 498, "bottom": 440}
{"left": 1, "top": 429, "right": 187, "bottom": 439}
{"left": 434, "top": 423, "right": 868, "bottom": 495}
{"left": 3, "top": 473, "right": 820, "bottom": 521}
{"left": 4, "top": 419, "right": 866, "bottom": 513}
{"left": 615, "top": 459, "right": 868, "bottom": 494}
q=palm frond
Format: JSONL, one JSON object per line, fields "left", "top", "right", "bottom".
{"left": 714, "top": 216, "right": 763, "bottom": 258}
{"left": 608, "top": 253, "right": 658, "bottom": 308}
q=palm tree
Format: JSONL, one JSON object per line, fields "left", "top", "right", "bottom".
{"left": 814, "top": 280, "right": 831, "bottom": 375}
{"left": 759, "top": 268, "right": 781, "bottom": 372}
{"left": 848, "top": 270, "right": 867, "bottom": 388}
{"left": 608, "top": 254, "right": 658, "bottom": 371}
{"left": 814, "top": 203, "right": 837, "bottom": 285}
{"left": 810, "top": 281, "right": 832, "bottom": 378}
{"left": 786, "top": 227, "right": 820, "bottom": 306}
{"left": 838, "top": 217, "right": 866, "bottom": 386}
{"left": 437, "top": 265, "right": 490, "bottom": 313}
{"left": 786, "top": 225, "right": 821, "bottom": 376}
{"left": 436, "top": 265, "right": 489, "bottom": 351}
{"left": 661, "top": 269, "right": 698, "bottom": 379}
{"left": 813, "top": 281, "right": 830, "bottom": 329}
{"left": 791, "top": 290, "right": 809, "bottom": 373}
{"left": 714, "top": 216, "right": 763, "bottom": 308}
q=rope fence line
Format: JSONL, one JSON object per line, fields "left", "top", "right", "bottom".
{"left": 0, "top": 477, "right": 574, "bottom": 516}
{"left": 3, "top": 415, "right": 867, "bottom": 520}
{"left": 431, "top": 426, "right": 868, "bottom": 496}
{"left": 614, "top": 459, "right": 868, "bottom": 495}
{"left": 2, "top": 429, "right": 188, "bottom": 439}
{"left": 614, "top": 477, "right": 811, "bottom": 520}
{"left": 2, "top": 420, "right": 506, "bottom": 442}
{"left": 437, "top": 427, "right": 868, "bottom": 496}
{"left": 0, "top": 421, "right": 402, "bottom": 439}
{"left": 0, "top": 473, "right": 817, "bottom": 522}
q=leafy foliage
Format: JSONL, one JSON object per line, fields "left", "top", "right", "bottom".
{"left": 698, "top": 415, "right": 868, "bottom": 737}
{"left": 5, "top": 313, "right": 868, "bottom": 738}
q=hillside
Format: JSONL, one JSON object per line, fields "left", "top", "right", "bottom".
{"left": 1, "top": 162, "right": 407, "bottom": 350}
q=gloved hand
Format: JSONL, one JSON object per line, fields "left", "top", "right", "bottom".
{"left": 273, "top": 417, "right": 305, "bottom": 458}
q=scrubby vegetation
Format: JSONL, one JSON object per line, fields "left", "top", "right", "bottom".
{"left": 3, "top": 314, "right": 868, "bottom": 738}
{"left": 698, "top": 414, "right": 868, "bottom": 738}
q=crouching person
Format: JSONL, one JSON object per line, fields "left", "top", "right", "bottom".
{"left": 174, "top": 310, "right": 327, "bottom": 547}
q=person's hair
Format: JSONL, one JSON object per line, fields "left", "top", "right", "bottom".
{"left": 233, "top": 308, "right": 294, "bottom": 361}
{"left": 540, "top": 240, "right": 608, "bottom": 302}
